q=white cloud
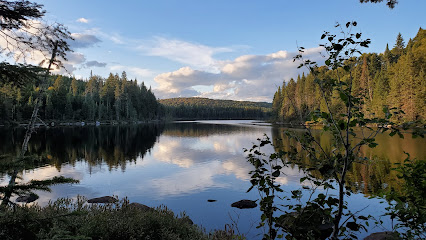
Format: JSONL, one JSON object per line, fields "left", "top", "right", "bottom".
{"left": 153, "top": 47, "right": 324, "bottom": 101}
{"left": 109, "top": 34, "right": 125, "bottom": 44}
{"left": 81, "top": 28, "right": 126, "bottom": 45}
{"left": 55, "top": 52, "right": 86, "bottom": 74}
{"left": 139, "top": 37, "right": 234, "bottom": 72}
{"left": 77, "top": 18, "right": 89, "bottom": 23}
{"left": 70, "top": 33, "right": 101, "bottom": 49}
{"left": 84, "top": 60, "right": 107, "bottom": 68}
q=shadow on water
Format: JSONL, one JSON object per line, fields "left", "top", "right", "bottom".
{"left": 0, "top": 124, "right": 164, "bottom": 174}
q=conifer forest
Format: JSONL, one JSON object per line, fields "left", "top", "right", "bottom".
{"left": 272, "top": 29, "right": 426, "bottom": 124}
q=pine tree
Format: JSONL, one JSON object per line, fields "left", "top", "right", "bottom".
{"left": 392, "top": 32, "right": 405, "bottom": 62}
{"left": 360, "top": 55, "right": 374, "bottom": 115}
{"left": 114, "top": 80, "right": 121, "bottom": 121}
{"left": 272, "top": 86, "right": 282, "bottom": 121}
{"left": 395, "top": 32, "right": 405, "bottom": 50}
{"left": 65, "top": 92, "right": 73, "bottom": 120}
{"left": 383, "top": 43, "right": 393, "bottom": 67}
{"left": 371, "top": 71, "right": 389, "bottom": 118}
{"left": 71, "top": 77, "right": 78, "bottom": 97}
{"left": 45, "top": 92, "right": 53, "bottom": 120}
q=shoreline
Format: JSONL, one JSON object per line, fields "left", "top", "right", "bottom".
{"left": 0, "top": 119, "right": 164, "bottom": 128}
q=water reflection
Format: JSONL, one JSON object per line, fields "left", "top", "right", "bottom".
{"left": 0, "top": 124, "right": 164, "bottom": 175}
{"left": 271, "top": 127, "right": 426, "bottom": 195}
{"left": 1, "top": 122, "right": 422, "bottom": 198}
{"left": 0, "top": 121, "right": 424, "bottom": 238}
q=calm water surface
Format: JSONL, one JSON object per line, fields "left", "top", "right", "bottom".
{"left": 0, "top": 120, "right": 424, "bottom": 239}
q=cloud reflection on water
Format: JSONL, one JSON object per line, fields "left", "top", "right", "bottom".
{"left": 145, "top": 124, "right": 306, "bottom": 198}
{"left": 0, "top": 122, "right": 308, "bottom": 202}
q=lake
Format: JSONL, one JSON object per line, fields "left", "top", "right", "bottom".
{"left": 0, "top": 120, "right": 424, "bottom": 239}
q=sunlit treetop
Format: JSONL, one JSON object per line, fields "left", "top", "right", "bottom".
{"left": 359, "top": 0, "right": 398, "bottom": 9}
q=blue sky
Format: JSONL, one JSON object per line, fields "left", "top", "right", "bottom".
{"left": 15, "top": 1, "right": 426, "bottom": 101}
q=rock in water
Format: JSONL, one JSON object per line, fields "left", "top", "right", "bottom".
{"left": 16, "top": 194, "right": 38, "bottom": 203}
{"left": 87, "top": 196, "right": 118, "bottom": 203}
{"left": 207, "top": 199, "right": 217, "bottom": 202}
{"left": 231, "top": 199, "right": 257, "bottom": 209}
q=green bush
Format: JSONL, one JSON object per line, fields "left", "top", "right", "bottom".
{"left": 384, "top": 156, "right": 426, "bottom": 239}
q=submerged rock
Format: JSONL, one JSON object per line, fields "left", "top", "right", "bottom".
{"left": 231, "top": 199, "right": 257, "bottom": 209}
{"left": 16, "top": 194, "right": 38, "bottom": 203}
{"left": 87, "top": 196, "right": 118, "bottom": 203}
{"left": 364, "top": 231, "right": 400, "bottom": 240}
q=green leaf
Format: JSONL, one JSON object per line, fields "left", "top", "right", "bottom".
{"left": 272, "top": 170, "right": 280, "bottom": 177}
{"left": 368, "top": 142, "right": 378, "bottom": 148}
{"left": 346, "top": 221, "right": 359, "bottom": 231}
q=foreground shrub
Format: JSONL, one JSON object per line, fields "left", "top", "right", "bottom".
{"left": 0, "top": 196, "right": 240, "bottom": 240}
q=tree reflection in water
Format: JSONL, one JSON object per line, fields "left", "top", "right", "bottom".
{"left": 0, "top": 124, "right": 164, "bottom": 175}
{"left": 271, "top": 126, "right": 426, "bottom": 196}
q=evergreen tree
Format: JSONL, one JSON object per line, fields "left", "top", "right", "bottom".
{"left": 269, "top": 28, "right": 425, "bottom": 124}
{"left": 71, "top": 77, "right": 78, "bottom": 97}
{"left": 272, "top": 86, "right": 282, "bottom": 121}
{"left": 383, "top": 43, "right": 393, "bottom": 67}
{"left": 392, "top": 32, "right": 405, "bottom": 62}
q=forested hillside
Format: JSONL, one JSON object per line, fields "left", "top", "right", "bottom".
{"left": 160, "top": 97, "right": 272, "bottom": 120}
{"left": 272, "top": 28, "right": 426, "bottom": 123}
{"left": 0, "top": 72, "right": 161, "bottom": 123}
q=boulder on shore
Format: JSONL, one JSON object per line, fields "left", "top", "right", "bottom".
{"left": 87, "top": 196, "right": 118, "bottom": 203}
{"left": 276, "top": 208, "right": 333, "bottom": 240}
{"left": 364, "top": 231, "right": 400, "bottom": 240}
{"left": 16, "top": 194, "right": 38, "bottom": 203}
{"left": 179, "top": 216, "right": 194, "bottom": 225}
{"left": 231, "top": 199, "right": 257, "bottom": 209}
{"left": 128, "top": 202, "right": 152, "bottom": 212}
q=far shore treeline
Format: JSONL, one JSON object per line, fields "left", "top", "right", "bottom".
{"left": 0, "top": 71, "right": 272, "bottom": 123}
{"left": 272, "top": 28, "right": 425, "bottom": 124}
{"left": 0, "top": 72, "right": 162, "bottom": 123}
{"left": 160, "top": 97, "right": 272, "bottom": 120}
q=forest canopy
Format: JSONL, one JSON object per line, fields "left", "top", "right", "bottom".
{"left": 0, "top": 71, "right": 161, "bottom": 123}
{"left": 160, "top": 97, "right": 272, "bottom": 120}
{"left": 272, "top": 28, "right": 426, "bottom": 124}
